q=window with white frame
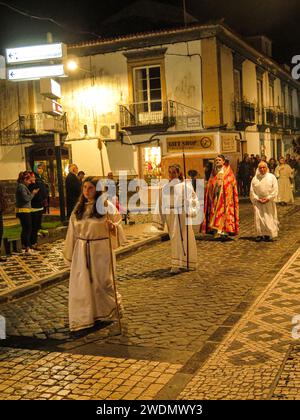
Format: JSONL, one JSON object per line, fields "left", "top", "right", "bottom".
{"left": 133, "top": 65, "right": 162, "bottom": 124}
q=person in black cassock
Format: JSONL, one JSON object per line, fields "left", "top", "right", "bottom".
{"left": 66, "top": 164, "right": 82, "bottom": 218}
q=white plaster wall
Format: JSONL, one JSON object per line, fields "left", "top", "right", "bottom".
{"left": 66, "top": 139, "right": 110, "bottom": 177}
{"left": 61, "top": 52, "right": 129, "bottom": 140}
{"left": 0, "top": 145, "right": 26, "bottom": 180}
{"left": 105, "top": 142, "right": 138, "bottom": 176}
{"left": 245, "top": 131, "right": 260, "bottom": 155}
{"left": 165, "top": 40, "right": 202, "bottom": 112}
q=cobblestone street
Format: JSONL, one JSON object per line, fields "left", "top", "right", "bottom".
{"left": 1, "top": 200, "right": 300, "bottom": 400}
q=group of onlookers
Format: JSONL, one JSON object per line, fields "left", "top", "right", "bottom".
{"left": 237, "top": 153, "right": 300, "bottom": 204}
{"left": 15, "top": 164, "right": 48, "bottom": 255}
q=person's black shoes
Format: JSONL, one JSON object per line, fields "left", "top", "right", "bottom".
{"left": 255, "top": 236, "right": 263, "bottom": 242}
{"left": 263, "top": 236, "right": 273, "bottom": 242}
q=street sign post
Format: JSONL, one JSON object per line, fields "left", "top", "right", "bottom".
{"left": 6, "top": 43, "right": 65, "bottom": 64}
{"left": 7, "top": 64, "right": 65, "bottom": 81}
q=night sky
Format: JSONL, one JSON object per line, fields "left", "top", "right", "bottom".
{"left": 0, "top": 0, "right": 299, "bottom": 65}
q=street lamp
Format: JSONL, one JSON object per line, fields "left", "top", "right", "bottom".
{"left": 66, "top": 59, "right": 79, "bottom": 72}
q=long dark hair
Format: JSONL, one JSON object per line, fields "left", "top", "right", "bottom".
{"left": 74, "top": 176, "right": 104, "bottom": 220}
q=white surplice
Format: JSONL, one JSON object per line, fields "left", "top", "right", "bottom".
{"left": 153, "top": 179, "right": 199, "bottom": 270}
{"left": 250, "top": 172, "right": 279, "bottom": 238}
{"left": 275, "top": 164, "right": 294, "bottom": 204}
{"left": 63, "top": 201, "right": 125, "bottom": 332}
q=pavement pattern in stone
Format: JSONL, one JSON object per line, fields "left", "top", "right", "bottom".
{"left": 179, "top": 244, "right": 300, "bottom": 400}
{"left": 0, "top": 220, "right": 163, "bottom": 297}
{"left": 0, "top": 347, "right": 181, "bottom": 400}
{"left": 1, "top": 201, "right": 300, "bottom": 399}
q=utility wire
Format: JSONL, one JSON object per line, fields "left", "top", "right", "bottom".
{"left": 0, "top": 1, "right": 102, "bottom": 39}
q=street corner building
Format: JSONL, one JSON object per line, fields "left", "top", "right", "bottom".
{"left": 1, "top": 22, "right": 300, "bottom": 208}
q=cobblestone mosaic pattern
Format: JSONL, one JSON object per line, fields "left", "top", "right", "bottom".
{"left": 179, "top": 247, "right": 300, "bottom": 400}
{"left": 1, "top": 202, "right": 300, "bottom": 400}
{"left": 0, "top": 241, "right": 67, "bottom": 294}
{"left": 0, "top": 224, "right": 162, "bottom": 296}
{"left": 271, "top": 345, "right": 300, "bottom": 400}
{"left": 0, "top": 347, "right": 181, "bottom": 400}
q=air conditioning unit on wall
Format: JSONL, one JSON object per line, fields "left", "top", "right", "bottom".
{"left": 99, "top": 123, "right": 119, "bottom": 140}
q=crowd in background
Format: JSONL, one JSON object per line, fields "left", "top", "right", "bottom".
{"left": 237, "top": 153, "right": 300, "bottom": 203}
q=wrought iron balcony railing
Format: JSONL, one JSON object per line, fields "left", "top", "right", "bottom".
{"left": 119, "top": 100, "right": 202, "bottom": 131}
{"left": 233, "top": 101, "right": 256, "bottom": 128}
{"left": 19, "top": 113, "right": 68, "bottom": 136}
{"left": 119, "top": 101, "right": 173, "bottom": 130}
{"left": 0, "top": 113, "right": 68, "bottom": 146}
{"left": 277, "top": 112, "right": 284, "bottom": 128}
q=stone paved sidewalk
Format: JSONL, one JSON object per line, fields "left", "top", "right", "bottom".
{"left": 179, "top": 244, "right": 300, "bottom": 400}
{"left": 0, "top": 347, "right": 182, "bottom": 400}
{"left": 0, "top": 220, "right": 165, "bottom": 301}
{"left": 1, "top": 201, "right": 300, "bottom": 400}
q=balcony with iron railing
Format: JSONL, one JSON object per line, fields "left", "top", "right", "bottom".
{"left": 119, "top": 100, "right": 202, "bottom": 133}
{"left": 277, "top": 112, "right": 285, "bottom": 128}
{"left": 19, "top": 113, "right": 68, "bottom": 137}
{"left": 233, "top": 101, "right": 256, "bottom": 130}
{"left": 0, "top": 113, "right": 68, "bottom": 146}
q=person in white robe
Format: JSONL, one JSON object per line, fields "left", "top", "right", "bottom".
{"left": 275, "top": 157, "right": 294, "bottom": 205}
{"left": 63, "top": 177, "right": 125, "bottom": 332}
{"left": 153, "top": 164, "right": 199, "bottom": 274}
{"left": 250, "top": 161, "right": 279, "bottom": 242}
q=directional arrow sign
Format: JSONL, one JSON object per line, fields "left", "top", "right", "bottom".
{"left": 6, "top": 43, "right": 65, "bottom": 64}
{"left": 7, "top": 64, "right": 65, "bottom": 81}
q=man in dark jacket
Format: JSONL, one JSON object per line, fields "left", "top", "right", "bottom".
{"left": 66, "top": 164, "right": 82, "bottom": 218}
{"left": 238, "top": 156, "right": 252, "bottom": 197}
{"left": 29, "top": 165, "right": 48, "bottom": 249}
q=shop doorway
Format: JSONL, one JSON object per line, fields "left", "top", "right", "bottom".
{"left": 140, "top": 146, "right": 161, "bottom": 182}
{"left": 26, "top": 144, "right": 71, "bottom": 207}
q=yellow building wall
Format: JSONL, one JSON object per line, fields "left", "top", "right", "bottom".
{"left": 220, "top": 45, "right": 234, "bottom": 129}
{"left": 201, "top": 38, "right": 221, "bottom": 127}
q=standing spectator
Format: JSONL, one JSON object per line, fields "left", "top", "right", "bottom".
{"left": 238, "top": 156, "right": 252, "bottom": 197}
{"left": 78, "top": 171, "right": 85, "bottom": 184}
{"left": 0, "top": 185, "right": 6, "bottom": 262}
{"left": 249, "top": 155, "right": 259, "bottom": 177}
{"left": 268, "top": 158, "right": 277, "bottom": 175}
{"left": 275, "top": 157, "right": 294, "bottom": 205}
{"left": 29, "top": 169, "right": 48, "bottom": 250}
{"left": 15, "top": 171, "right": 39, "bottom": 254}
{"left": 66, "top": 164, "right": 82, "bottom": 218}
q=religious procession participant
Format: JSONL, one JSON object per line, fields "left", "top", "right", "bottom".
{"left": 202, "top": 155, "right": 239, "bottom": 240}
{"left": 63, "top": 177, "right": 125, "bottom": 332}
{"left": 153, "top": 164, "right": 199, "bottom": 275}
{"left": 250, "top": 161, "right": 279, "bottom": 242}
{"left": 275, "top": 157, "right": 294, "bottom": 205}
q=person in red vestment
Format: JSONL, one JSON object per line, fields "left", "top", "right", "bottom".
{"left": 202, "top": 155, "right": 239, "bottom": 240}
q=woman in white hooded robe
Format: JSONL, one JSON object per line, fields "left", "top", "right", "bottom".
{"left": 63, "top": 177, "right": 125, "bottom": 332}
{"left": 250, "top": 161, "right": 279, "bottom": 242}
{"left": 153, "top": 164, "right": 200, "bottom": 274}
